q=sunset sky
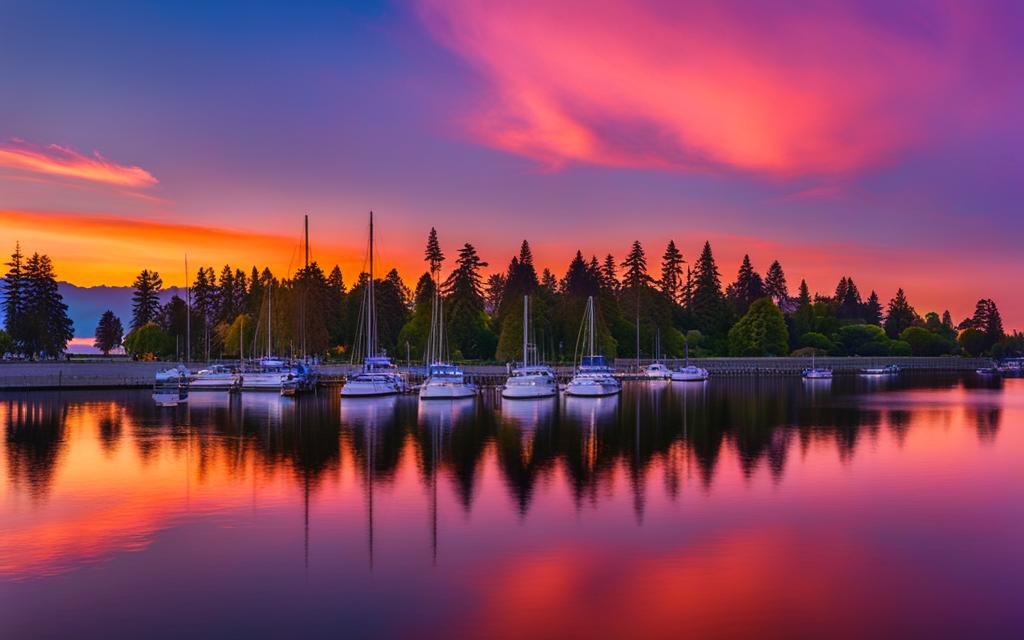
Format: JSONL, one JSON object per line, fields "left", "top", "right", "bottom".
{"left": 1, "top": 1, "right": 1022, "bottom": 328}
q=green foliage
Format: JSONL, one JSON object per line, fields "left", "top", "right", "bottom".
{"left": 124, "top": 322, "right": 173, "bottom": 359}
{"left": 990, "top": 331, "right": 1024, "bottom": 359}
{"left": 899, "top": 326, "right": 956, "bottom": 356}
{"left": 726, "top": 254, "right": 765, "bottom": 316}
{"left": 728, "top": 298, "right": 788, "bottom": 356}
{"left": 958, "top": 328, "right": 988, "bottom": 357}
{"left": 94, "top": 310, "right": 124, "bottom": 355}
{"left": 690, "top": 241, "right": 731, "bottom": 341}
{"left": 889, "top": 340, "right": 913, "bottom": 357}
{"left": 220, "top": 314, "right": 255, "bottom": 357}
{"left": 799, "top": 332, "right": 834, "bottom": 353}
{"left": 884, "top": 288, "right": 919, "bottom": 338}
{"left": 0, "top": 329, "right": 12, "bottom": 356}
{"left": 659, "top": 240, "right": 684, "bottom": 304}
{"left": 834, "top": 324, "right": 892, "bottom": 356}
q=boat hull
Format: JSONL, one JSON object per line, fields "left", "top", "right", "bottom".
{"left": 341, "top": 381, "right": 402, "bottom": 397}
{"left": 564, "top": 381, "right": 621, "bottom": 397}
{"left": 502, "top": 383, "right": 558, "bottom": 399}
{"left": 419, "top": 383, "right": 477, "bottom": 399}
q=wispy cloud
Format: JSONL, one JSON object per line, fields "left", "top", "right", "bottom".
{"left": 416, "top": 1, "right": 992, "bottom": 177}
{"left": 0, "top": 139, "right": 158, "bottom": 189}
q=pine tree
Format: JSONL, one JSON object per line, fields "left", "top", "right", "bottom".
{"left": 691, "top": 241, "right": 729, "bottom": 338}
{"left": 764, "top": 260, "right": 789, "bottom": 306}
{"left": 485, "top": 273, "right": 506, "bottom": 316}
{"left": 424, "top": 227, "right": 445, "bottom": 275}
{"left": 620, "top": 240, "right": 653, "bottom": 291}
{"left": 443, "top": 243, "right": 494, "bottom": 358}
{"left": 884, "top": 288, "right": 919, "bottom": 338}
{"left": 2, "top": 244, "right": 25, "bottom": 353}
{"left": 562, "top": 251, "right": 599, "bottom": 298}
{"left": 540, "top": 268, "right": 557, "bottom": 294}
{"left": 22, "top": 253, "right": 74, "bottom": 358}
{"left": 130, "top": 269, "right": 163, "bottom": 331}
{"left": 601, "top": 254, "right": 618, "bottom": 292}
{"left": 963, "top": 299, "right": 1005, "bottom": 352}
{"left": 865, "top": 291, "right": 883, "bottom": 325}
{"left": 659, "top": 240, "right": 684, "bottom": 304}
{"left": 726, "top": 254, "right": 764, "bottom": 315}
{"left": 791, "top": 279, "right": 815, "bottom": 345}
{"left": 836, "top": 276, "right": 863, "bottom": 321}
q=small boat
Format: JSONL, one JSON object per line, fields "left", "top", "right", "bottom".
{"left": 976, "top": 367, "right": 998, "bottom": 376}
{"left": 419, "top": 268, "right": 476, "bottom": 400}
{"left": 190, "top": 364, "right": 240, "bottom": 390}
{"left": 420, "top": 364, "right": 477, "bottom": 399}
{"left": 154, "top": 365, "right": 189, "bottom": 384}
{"left": 643, "top": 363, "right": 672, "bottom": 379}
{"left": 802, "top": 353, "right": 832, "bottom": 379}
{"left": 342, "top": 212, "right": 409, "bottom": 398}
{"left": 671, "top": 342, "right": 708, "bottom": 382}
{"left": 565, "top": 297, "right": 621, "bottom": 398}
{"left": 860, "top": 364, "right": 900, "bottom": 376}
{"left": 502, "top": 295, "right": 558, "bottom": 399}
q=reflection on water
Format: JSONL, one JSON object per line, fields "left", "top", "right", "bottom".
{"left": 2, "top": 376, "right": 1023, "bottom": 638}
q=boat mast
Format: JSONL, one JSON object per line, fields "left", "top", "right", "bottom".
{"left": 267, "top": 283, "right": 272, "bottom": 358}
{"left": 368, "top": 211, "right": 375, "bottom": 359}
{"left": 302, "top": 213, "right": 308, "bottom": 361}
{"left": 523, "top": 295, "right": 528, "bottom": 367}
{"left": 185, "top": 254, "right": 190, "bottom": 363}
{"left": 588, "top": 296, "right": 595, "bottom": 359}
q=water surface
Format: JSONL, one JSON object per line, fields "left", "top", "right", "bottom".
{"left": 2, "top": 375, "right": 1022, "bottom": 638}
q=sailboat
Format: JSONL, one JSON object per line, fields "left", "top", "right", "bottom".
{"left": 565, "top": 296, "right": 621, "bottom": 397}
{"left": 642, "top": 329, "right": 672, "bottom": 379}
{"left": 671, "top": 339, "right": 708, "bottom": 382}
{"left": 502, "top": 295, "right": 558, "bottom": 399}
{"left": 802, "top": 352, "right": 832, "bottom": 379}
{"left": 341, "top": 212, "right": 407, "bottom": 397}
{"left": 419, "top": 271, "right": 476, "bottom": 400}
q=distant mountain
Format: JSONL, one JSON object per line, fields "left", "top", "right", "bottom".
{"left": 58, "top": 282, "right": 183, "bottom": 338}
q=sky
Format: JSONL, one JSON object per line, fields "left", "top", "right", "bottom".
{"left": 1, "top": 0, "right": 1022, "bottom": 329}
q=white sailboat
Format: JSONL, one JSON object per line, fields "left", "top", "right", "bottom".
{"left": 502, "top": 295, "right": 558, "bottom": 399}
{"left": 671, "top": 340, "right": 708, "bottom": 382}
{"left": 420, "top": 265, "right": 476, "bottom": 400}
{"left": 642, "top": 329, "right": 672, "bottom": 379}
{"left": 342, "top": 212, "right": 407, "bottom": 398}
{"left": 565, "top": 296, "right": 621, "bottom": 397}
{"left": 802, "top": 352, "right": 833, "bottom": 379}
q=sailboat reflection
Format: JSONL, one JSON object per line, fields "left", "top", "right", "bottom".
{"left": 339, "top": 395, "right": 399, "bottom": 428}
{"left": 417, "top": 397, "right": 476, "bottom": 428}
{"left": 500, "top": 396, "right": 557, "bottom": 431}
{"left": 562, "top": 394, "right": 619, "bottom": 427}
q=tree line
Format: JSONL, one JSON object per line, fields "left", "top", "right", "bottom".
{"left": 3, "top": 238, "right": 1022, "bottom": 361}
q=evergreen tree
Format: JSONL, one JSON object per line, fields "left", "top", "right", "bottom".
{"left": 443, "top": 243, "right": 494, "bottom": 358}
{"left": 884, "top": 288, "right": 919, "bottom": 338}
{"left": 690, "top": 242, "right": 729, "bottom": 340}
{"left": 424, "top": 227, "right": 445, "bottom": 275}
{"left": 561, "top": 251, "right": 600, "bottom": 298}
{"left": 790, "top": 279, "right": 815, "bottom": 348}
{"left": 540, "top": 268, "right": 558, "bottom": 294}
{"left": 484, "top": 273, "right": 506, "bottom": 316}
{"left": 216, "top": 265, "right": 235, "bottom": 324}
{"left": 94, "top": 310, "right": 124, "bottom": 356}
{"left": 601, "top": 254, "right": 618, "bottom": 291}
{"left": 620, "top": 240, "right": 653, "bottom": 291}
{"left": 157, "top": 295, "right": 189, "bottom": 356}
{"left": 962, "top": 299, "right": 1004, "bottom": 353}
{"left": 130, "top": 269, "right": 163, "bottom": 331}
{"left": 728, "top": 298, "right": 789, "bottom": 356}
{"left": 865, "top": 291, "right": 883, "bottom": 325}
{"left": 21, "top": 253, "right": 74, "bottom": 358}
{"left": 682, "top": 265, "right": 693, "bottom": 309}
{"left": 836, "top": 276, "right": 863, "bottom": 321}
{"left": 659, "top": 240, "right": 684, "bottom": 304}
{"left": 2, "top": 244, "right": 26, "bottom": 353}
{"left": 764, "top": 260, "right": 789, "bottom": 306}
{"left": 726, "top": 254, "right": 764, "bottom": 315}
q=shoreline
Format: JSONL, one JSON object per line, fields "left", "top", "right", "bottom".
{"left": 0, "top": 357, "right": 991, "bottom": 390}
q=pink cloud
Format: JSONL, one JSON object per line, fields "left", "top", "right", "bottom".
{"left": 416, "top": 1, "right": 974, "bottom": 176}
{"left": 0, "top": 139, "right": 158, "bottom": 189}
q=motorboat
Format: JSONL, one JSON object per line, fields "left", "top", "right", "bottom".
{"left": 671, "top": 365, "right": 709, "bottom": 382}
{"left": 154, "top": 365, "right": 189, "bottom": 385}
{"left": 153, "top": 365, "right": 188, "bottom": 406}
{"left": 502, "top": 295, "right": 558, "bottom": 399}
{"left": 643, "top": 363, "right": 672, "bottom": 379}
{"left": 802, "top": 353, "right": 832, "bottom": 380}
{"left": 565, "top": 296, "right": 621, "bottom": 398}
{"left": 341, "top": 212, "right": 409, "bottom": 398}
{"left": 420, "top": 363, "right": 477, "bottom": 399}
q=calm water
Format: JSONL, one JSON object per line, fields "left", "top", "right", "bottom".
{"left": 2, "top": 376, "right": 1022, "bottom": 639}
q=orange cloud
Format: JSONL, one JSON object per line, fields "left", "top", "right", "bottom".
{"left": 0, "top": 139, "right": 158, "bottom": 189}
{"left": 0, "top": 209, "right": 413, "bottom": 287}
{"left": 417, "top": 1, "right": 963, "bottom": 175}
